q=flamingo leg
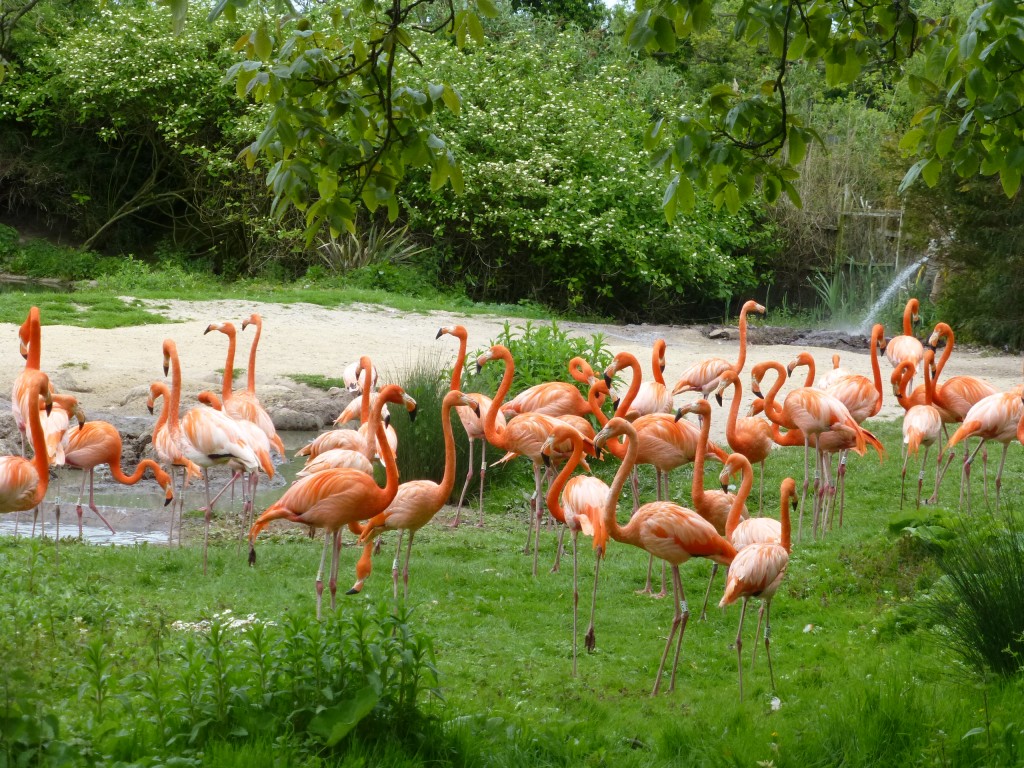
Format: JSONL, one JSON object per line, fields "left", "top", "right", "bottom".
{"left": 202, "top": 469, "right": 213, "bottom": 575}
{"left": 797, "top": 436, "right": 810, "bottom": 543}
{"left": 962, "top": 439, "right": 987, "bottom": 513}
{"left": 551, "top": 525, "right": 566, "bottom": 574}
{"left": 665, "top": 567, "right": 690, "bottom": 694}
{"left": 929, "top": 443, "right": 946, "bottom": 505}
{"left": 392, "top": 530, "right": 405, "bottom": 599}
{"left": 86, "top": 469, "right": 116, "bottom": 534}
{"left": 629, "top": 468, "right": 640, "bottom": 516}
{"left": 637, "top": 554, "right": 656, "bottom": 595}
{"left": 994, "top": 442, "right": 1009, "bottom": 510}
{"left": 402, "top": 530, "right": 415, "bottom": 600}
{"left": 524, "top": 463, "right": 542, "bottom": 559}
{"left": 699, "top": 563, "right": 719, "bottom": 621}
{"left": 585, "top": 547, "right": 600, "bottom": 654}
{"left": 530, "top": 463, "right": 544, "bottom": 577}
{"left": 900, "top": 446, "right": 910, "bottom": 511}
{"left": 764, "top": 601, "right": 777, "bottom": 691}
{"left": 571, "top": 530, "right": 579, "bottom": 677}
{"left": 76, "top": 468, "right": 88, "bottom": 539}
{"left": 757, "top": 460, "right": 765, "bottom": 517}
{"left": 477, "top": 438, "right": 488, "bottom": 527}
{"left": 751, "top": 601, "right": 764, "bottom": 669}
{"left": 916, "top": 445, "right": 930, "bottom": 509}
{"left": 315, "top": 530, "right": 331, "bottom": 619}
{"left": 835, "top": 451, "right": 848, "bottom": 528}
{"left": 328, "top": 529, "right": 342, "bottom": 611}
{"left": 53, "top": 474, "right": 61, "bottom": 567}
{"left": 734, "top": 597, "right": 749, "bottom": 700}
{"left": 451, "top": 436, "right": 474, "bottom": 528}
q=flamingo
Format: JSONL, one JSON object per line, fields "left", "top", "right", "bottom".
{"left": 11, "top": 307, "right": 53, "bottom": 456}
{"left": 672, "top": 300, "right": 765, "bottom": 397}
{"left": 477, "top": 344, "right": 595, "bottom": 576}
{"left": 885, "top": 298, "right": 924, "bottom": 388}
{"left": 147, "top": 381, "right": 202, "bottom": 546}
{"left": 437, "top": 326, "right": 506, "bottom": 528}
{"left": 162, "top": 338, "right": 261, "bottom": 574}
{"left": 624, "top": 339, "right": 673, "bottom": 417}
{"left": 63, "top": 420, "right": 174, "bottom": 538}
{"left": 817, "top": 353, "right": 852, "bottom": 391}
{"left": 248, "top": 384, "right": 416, "bottom": 618}
{"left": 205, "top": 320, "right": 286, "bottom": 458}
{"left": 676, "top": 399, "right": 748, "bottom": 620}
{"left": 296, "top": 448, "right": 374, "bottom": 477}
{"left": 0, "top": 371, "right": 55, "bottom": 518}
{"left": 713, "top": 370, "right": 774, "bottom": 514}
{"left": 541, "top": 421, "right": 607, "bottom": 676}
{"left": 342, "top": 358, "right": 377, "bottom": 393}
{"left": 722, "top": 454, "right": 783, "bottom": 550}
{"left": 754, "top": 360, "right": 867, "bottom": 539}
{"left": 894, "top": 352, "right": 944, "bottom": 509}
{"left": 352, "top": 390, "right": 480, "bottom": 597}
{"left": 945, "top": 391, "right": 1024, "bottom": 511}
{"left": 499, "top": 366, "right": 605, "bottom": 419}
{"left": 720, "top": 476, "right": 796, "bottom": 699}
{"left": 195, "top": 390, "right": 276, "bottom": 530}
{"left": 593, "top": 417, "right": 736, "bottom": 696}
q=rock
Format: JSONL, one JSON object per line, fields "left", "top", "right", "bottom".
{"left": 271, "top": 406, "right": 323, "bottom": 431}
{"left": 707, "top": 327, "right": 739, "bottom": 340}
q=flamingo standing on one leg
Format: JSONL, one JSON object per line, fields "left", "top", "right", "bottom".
{"left": 672, "top": 300, "right": 765, "bottom": 397}
{"left": 162, "top": 338, "right": 261, "bottom": 574}
{"left": 437, "top": 325, "right": 506, "bottom": 528}
{"left": 720, "top": 476, "right": 796, "bottom": 699}
{"left": 593, "top": 417, "right": 736, "bottom": 696}
{"left": 248, "top": 384, "right": 416, "bottom": 618}
{"left": 541, "top": 422, "right": 608, "bottom": 676}
{"left": 352, "top": 390, "right": 480, "bottom": 597}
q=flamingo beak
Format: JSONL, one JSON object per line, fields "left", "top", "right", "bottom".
{"left": 435, "top": 327, "right": 444, "bottom": 339}
{"left": 715, "top": 393, "right": 724, "bottom": 407}
{"left": 19, "top": 341, "right": 28, "bottom": 360}
{"left": 248, "top": 544, "right": 257, "bottom": 566}
{"left": 674, "top": 408, "right": 686, "bottom": 422}
{"left": 542, "top": 452, "right": 551, "bottom": 468}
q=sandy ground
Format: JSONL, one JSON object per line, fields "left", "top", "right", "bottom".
{"left": 2, "top": 297, "right": 1022, "bottom": 444}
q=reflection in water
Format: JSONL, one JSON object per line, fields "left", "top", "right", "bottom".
{"left": 0, "top": 430, "right": 322, "bottom": 547}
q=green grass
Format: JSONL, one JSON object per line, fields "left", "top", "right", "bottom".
{"left": 0, "top": 291, "right": 171, "bottom": 327}
{"left": 5, "top": 417, "right": 1024, "bottom": 765}
{"left": 286, "top": 373, "right": 348, "bottom": 391}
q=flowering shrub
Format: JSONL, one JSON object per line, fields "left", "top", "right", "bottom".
{"left": 404, "top": 18, "right": 770, "bottom": 319}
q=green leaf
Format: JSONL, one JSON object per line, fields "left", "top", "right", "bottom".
{"left": 467, "top": 12, "right": 485, "bottom": 45}
{"left": 653, "top": 16, "right": 676, "bottom": 53}
{"left": 782, "top": 179, "right": 802, "bottom": 208}
{"left": 254, "top": 25, "right": 273, "bottom": 61}
{"left": 449, "top": 163, "right": 464, "bottom": 195}
{"left": 430, "top": 163, "right": 450, "bottom": 192}
{"left": 788, "top": 128, "right": 806, "bottom": 166}
{"left": 1000, "top": 167, "right": 1021, "bottom": 198}
{"left": 898, "top": 159, "right": 925, "bottom": 194}
{"left": 442, "top": 85, "right": 461, "bottom": 117}
{"left": 935, "top": 125, "right": 957, "bottom": 159}
{"left": 476, "top": 0, "right": 499, "bottom": 18}
{"left": 921, "top": 157, "right": 941, "bottom": 187}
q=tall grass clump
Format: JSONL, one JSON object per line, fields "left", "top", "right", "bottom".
{"left": 924, "top": 509, "right": 1024, "bottom": 677}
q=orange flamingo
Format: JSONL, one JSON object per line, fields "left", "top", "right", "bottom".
{"left": 162, "top": 338, "right": 261, "bottom": 573}
{"left": 248, "top": 384, "right": 416, "bottom": 618}
{"left": 817, "top": 353, "right": 852, "bottom": 390}
{"left": 541, "top": 422, "right": 607, "bottom": 676}
{"left": 672, "top": 300, "right": 765, "bottom": 397}
{"left": 437, "top": 326, "right": 506, "bottom": 527}
{"left": 0, "top": 371, "right": 54, "bottom": 516}
{"left": 894, "top": 352, "right": 944, "bottom": 509}
{"left": 11, "top": 307, "right": 53, "bottom": 456}
{"left": 499, "top": 366, "right": 605, "bottom": 419}
{"left": 945, "top": 391, "right": 1024, "bottom": 511}
{"left": 713, "top": 370, "right": 774, "bottom": 514}
{"left": 205, "top": 320, "right": 286, "bottom": 457}
{"left": 147, "top": 381, "right": 202, "bottom": 545}
{"left": 626, "top": 339, "right": 673, "bottom": 416}
{"left": 63, "top": 420, "right": 174, "bottom": 538}
{"left": 885, "top": 298, "right": 924, "bottom": 388}
{"left": 722, "top": 454, "right": 783, "bottom": 550}
{"left": 676, "top": 399, "right": 749, "bottom": 619}
{"left": 296, "top": 448, "right": 374, "bottom": 477}
{"left": 353, "top": 390, "right": 480, "bottom": 597}
{"left": 477, "top": 344, "right": 595, "bottom": 576}
{"left": 593, "top": 417, "right": 736, "bottom": 696}
{"left": 720, "top": 476, "right": 796, "bottom": 699}
{"left": 755, "top": 360, "right": 867, "bottom": 539}
{"left": 342, "top": 358, "right": 377, "bottom": 393}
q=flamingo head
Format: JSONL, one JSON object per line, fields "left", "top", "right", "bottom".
{"left": 241, "top": 313, "right": 261, "bottom": 331}
{"left": 204, "top": 321, "right": 235, "bottom": 337}
{"left": 676, "top": 399, "right": 710, "bottom": 424}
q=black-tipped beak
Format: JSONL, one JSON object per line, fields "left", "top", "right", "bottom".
{"left": 164, "top": 496, "right": 172, "bottom": 507}
{"left": 148, "top": 405, "right": 154, "bottom": 415}
{"left": 435, "top": 327, "right": 444, "bottom": 339}
{"left": 542, "top": 453, "right": 551, "bottom": 468}
{"left": 163, "top": 362, "right": 169, "bottom": 376}
{"left": 721, "top": 481, "right": 729, "bottom": 493}
{"left": 475, "top": 362, "right": 483, "bottom": 375}
{"left": 242, "top": 320, "right": 250, "bottom": 330}
{"left": 612, "top": 396, "right": 620, "bottom": 412}
{"left": 248, "top": 545, "right": 256, "bottom": 566}
{"left": 204, "top": 324, "right": 213, "bottom": 335}
{"left": 408, "top": 407, "right": 417, "bottom": 423}
{"left": 715, "top": 393, "right": 724, "bottom": 407}
{"left": 470, "top": 401, "right": 481, "bottom": 417}
{"left": 594, "top": 446, "right": 603, "bottom": 461}
{"left": 603, "top": 373, "right": 613, "bottom": 387}
{"left": 674, "top": 408, "right": 685, "bottom": 422}
{"left": 752, "top": 385, "right": 763, "bottom": 398}
{"left": 345, "top": 586, "right": 361, "bottom": 595}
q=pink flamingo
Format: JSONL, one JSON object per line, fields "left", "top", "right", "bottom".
{"left": 885, "top": 298, "right": 924, "bottom": 389}
{"left": 593, "top": 416, "right": 736, "bottom": 696}
{"left": 672, "top": 300, "right": 765, "bottom": 397}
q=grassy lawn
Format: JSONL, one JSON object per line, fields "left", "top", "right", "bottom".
{"left": 4, "top": 418, "right": 1024, "bottom": 766}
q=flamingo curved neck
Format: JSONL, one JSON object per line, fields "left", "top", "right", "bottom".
{"left": 220, "top": 331, "right": 237, "bottom": 402}
{"left": 869, "top": 325, "right": 885, "bottom": 415}
{"left": 26, "top": 388, "right": 49, "bottom": 505}
{"left": 435, "top": 396, "right": 461, "bottom": 503}
{"left": 734, "top": 305, "right": 753, "bottom": 374}
{"left": 780, "top": 492, "right": 792, "bottom": 551}
{"left": 651, "top": 341, "right": 666, "bottom": 385}
{"left": 724, "top": 379, "right": 742, "bottom": 449}
{"left": 450, "top": 330, "right": 467, "bottom": 391}
{"left": 724, "top": 460, "right": 753, "bottom": 538}
{"left": 934, "top": 324, "right": 954, "bottom": 377}
{"left": 691, "top": 408, "right": 713, "bottom": 507}
{"left": 760, "top": 363, "right": 788, "bottom": 427}
{"left": 604, "top": 422, "right": 638, "bottom": 542}
{"left": 27, "top": 311, "right": 41, "bottom": 370}
{"left": 484, "top": 348, "right": 515, "bottom": 449}
{"left": 902, "top": 302, "right": 915, "bottom": 335}
{"left": 546, "top": 433, "right": 582, "bottom": 525}
{"left": 613, "top": 353, "right": 643, "bottom": 417}
{"left": 246, "top": 320, "right": 262, "bottom": 395}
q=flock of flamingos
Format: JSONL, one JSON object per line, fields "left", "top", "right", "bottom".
{"left": 3, "top": 298, "right": 1023, "bottom": 698}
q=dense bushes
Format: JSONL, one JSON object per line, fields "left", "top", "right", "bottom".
{"left": 403, "top": 18, "right": 773, "bottom": 320}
